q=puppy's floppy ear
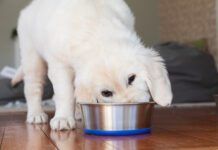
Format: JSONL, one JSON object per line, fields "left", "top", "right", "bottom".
{"left": 143, "top": 50, "right": 173, "bottom": 106}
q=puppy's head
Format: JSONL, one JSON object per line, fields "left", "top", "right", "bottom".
{"left": 75, "top": 47, "right": 172, "bottom": 106}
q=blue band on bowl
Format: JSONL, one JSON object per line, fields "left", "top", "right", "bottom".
{"left": 84, "top": 128, "right": 151, "bottom": 136}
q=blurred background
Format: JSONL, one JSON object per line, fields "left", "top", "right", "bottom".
{"left": 0, "top": 0, "right": 218, "bottom": 108}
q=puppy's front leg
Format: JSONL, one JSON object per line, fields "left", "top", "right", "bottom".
{"left": 48, "top": 61, "right": 75, "bottom": 130}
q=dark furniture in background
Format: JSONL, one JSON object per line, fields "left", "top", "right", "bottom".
{"left": 154, "top": 42, "right": 218, "bottom": 103}
{"left": 0, "top": 77, "right": 53, "bottom": 105}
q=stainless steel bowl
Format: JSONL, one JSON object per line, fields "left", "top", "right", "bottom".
{"left": 80, "top": 102, "right": 155, "bottom": 136}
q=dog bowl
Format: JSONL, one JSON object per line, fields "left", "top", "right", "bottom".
{"left": 80, "top": 102, "right": 155, "bottom": 136}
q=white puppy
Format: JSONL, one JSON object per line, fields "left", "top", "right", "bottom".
{"left": 15, "top": 0, "right": 172, "bottom": 130}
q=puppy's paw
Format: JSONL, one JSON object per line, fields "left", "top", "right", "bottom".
{"left": 50, "top": 117, "right": 75, "bottom": 131}
{"left": 159, "top": 101, "right": 171, "bottom": 107}
{"left": 155, "top": 98, "right": 172, "bottom": 107}
{"left": 27, "top": 112, "right": 48, "bottom": 124}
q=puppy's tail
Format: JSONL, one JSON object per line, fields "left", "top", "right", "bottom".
{"left": 11, "top": 66, "right": 24, "bottom": 87}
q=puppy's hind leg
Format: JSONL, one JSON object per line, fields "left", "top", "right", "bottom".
{"left": 23, "top": 54, "right": 48, "bottom": 124}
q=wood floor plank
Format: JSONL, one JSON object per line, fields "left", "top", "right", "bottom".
{"left": 176, "top": 131, "right": 218, "bottom": 143}
{"left": 40, "top": 125, "right": 116, "bottom": 150}
{"left": 143, "top": 127, "right": 218, "bottom": 149}
{"left": 84, "top": 134, "right": 170, "bottom": 150}
{"left": 1, "top": 124, "right": 57, "bottom": 150}
{"left": 166, "top": 146, "right": 218, "bottom": 150}
{"left": 0, "top": 128, "right": 5, "bottom": 150}
{"left": 0, "top": 112, "right": 26, "bottom": 128}
{"left": 150, "top": 128, "right": 216, "bottom": 149}
{"left": 0, "top": 106, "right": 217, "bottom": 150}
{"left": 154, "top": 122, "right": 217, "bottom": 133}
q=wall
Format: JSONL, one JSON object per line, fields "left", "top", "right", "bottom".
{"left": 0, "top": 0, "right": 30, "bottom": 69}
{"left": 126, "top": 0, "right": 160, "bottom": 46}
{"left": 159, "top": 0, "right": 217, "bottom": 61}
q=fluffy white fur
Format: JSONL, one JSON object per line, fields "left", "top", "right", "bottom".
{"left": 16, "top": 0, "right": 172, "bottom": 130}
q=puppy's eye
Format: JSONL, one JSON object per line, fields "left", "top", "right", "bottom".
{"left": 128, "top": 74, "right": 136, "bottom": 85}
{"left": 101, "top": 90, "right": 113, "bottom": 97}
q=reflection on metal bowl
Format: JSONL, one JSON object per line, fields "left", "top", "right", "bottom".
{"left": 80, "top": 102, "right": 155, "bottom": 136}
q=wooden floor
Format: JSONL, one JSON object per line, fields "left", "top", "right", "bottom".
{"left": 0, "top": 106, "right": 217, "bottom": 150}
